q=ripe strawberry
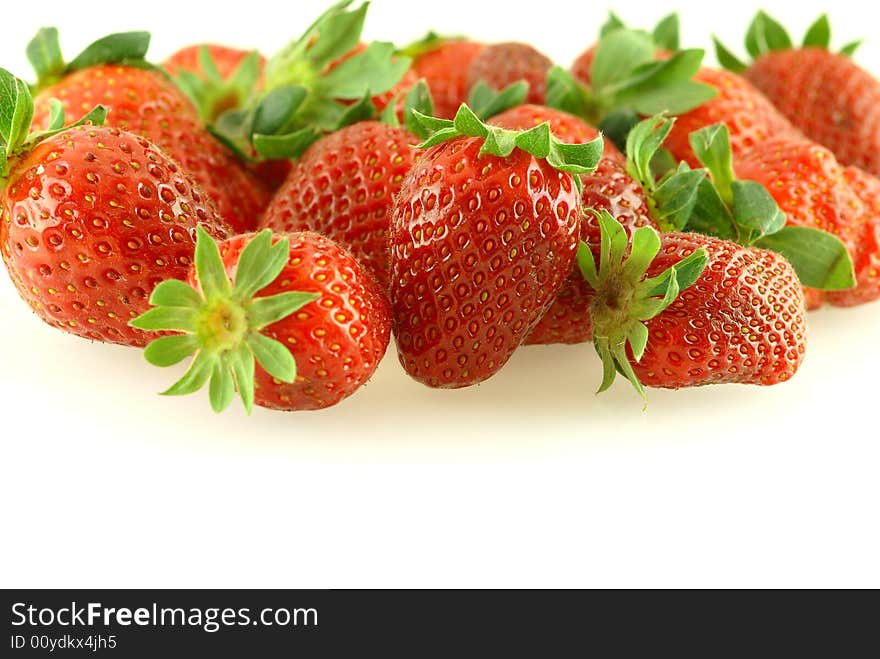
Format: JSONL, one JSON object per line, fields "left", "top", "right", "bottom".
{"left": 466, "top": 43, "right": 553, "bottom": 106}
{"left": 732, "top": 138, "right": 871, "bottom": 308}
{"left": 663, "top": 68, "right": 803, "bottom": 168}
{"left": 717, "top": 12, "right": 880, "bottom": 177}
{"left": 490, "top": 104, "right": 625, "bottom": 163}
{"left": 406, "top": 36, "right": 485, "bottom": 119}
{"left": 0, "top": 70, "right": 231, "bottom": 347}
{"left": 579, "top": 213, "right": 806, "bottom": 396}
{"left": 259, "top": 121, "right": 419, "bottom": 291}
{"left": 26, "top": 30, "right": 271, "bottom": 234}
{"left": 389, "top": 106, "right": 603, "bottom": 388}
{"left": 133, "top": 229, "right": 391, "bottom": 413}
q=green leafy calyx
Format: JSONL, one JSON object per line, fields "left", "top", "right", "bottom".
{"left": 578, "top": 210, "right": 708, "bottom": 401}
{"left": 412, "top": 104, "right": 604, "bottom": 191}
{"left": 174, "top": 47, "right": 263, "bottom": 123}
{"left": 686, "top": 124, "right": 856, "bottom": 290}
{"left": 131, "top": 229, "right": 319, "bottom": 414}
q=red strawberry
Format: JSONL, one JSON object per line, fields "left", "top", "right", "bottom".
{"left": 490, "top": 104, "right": 625, "bottom": 163}
{"left": 576, "top": 211, "right": 806, "bottom": 398}
{"left": 466, "top": 43, "right": 553, "bottom": 106}
{"left": 0, "top": 73, "right": 231, "bottom": 347}
{"left": 717, "top": 12, "right": 880, "bottom": 177}
{"left": 664, "top": 68, "right": 803, "bottom": 168}
{"left": 26, "top": 30, "right": 271, "bottom": 234}
{"left": 409, "top": 38, "right": 485, "bottom": 119}
{"left": 389, "top": 107, "right": 602, "bottom": 388}
{"left": 133, "top": 229, "right": 390, "bottom": 413}
{"left": 733, "top": 138, "right": 871, "bottom": 308}
{"left": 259, "top": 120, "right": 419, "bottom": 290}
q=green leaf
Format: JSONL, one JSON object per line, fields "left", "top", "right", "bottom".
{"left": 625, "top": 115, "right": 675, "bottom": 193}
{"left": 597, "top": 109, "right": 640, "bottom": 155}
{"left": 230, "top": 343, "right": 256, "bottom": 414}
{"left": 194, "top": 226, "right": 232, "bottom": 299}
{"left": 143, "top": 334, "right": 200, "bottom": 367}
{"left": 546, "top": 66, "right": 593, "bottom": 122}
{"left": 627, "top": 322, "right": 650, "bottom": 363}
{"left": 653, "top": 168, "right": 707, "bottom": 232}
{"left": 689, "top": 123, "right": 735, "bottom": 205}
{"left": 129, "top": 306, "right": 197, "bottom": 332}
{"left": 745, "top": 11, "right": 792, "bottom": 58}
{"left": 624, "top": 78, "right": 717, "bottom": 117}
{"left": 162, "top": 351, "right": 216, "bottom": 397}
{"left": 713, "top": 37, "right": 748, "bottom": 73}
{"left": 652, "top": 14, "right": 680, "bottom": 51}
{"left": 668, "top": 248, "right": 709, "bottom": 293}
{"left": 149, "top": 278, "right": 203, "bottom": 308}
{"left": 403, "top": 79, "right": 435, "bottom": 136}
{"left": 0, "top": 71, "right": 34, "bottom": 158}
{"left": 467, "top": 81, "right": 528, "bottom": 121}
{"left": 209, "top": 361, "right": 236, "bottom": 413}
{"left": 198, "top": 45, "right": 223, "bottom": 83}
{"left": 233, "top": 231, "right": 291, "bottom": 300}
{"left": 68, "top": 31, "right": 151, "bottom": 71}
{"left": 46, "top": 99, "right": 65, "bottom": 131}
{"left": 686, "top": 177, "right": 738, "bottom": 240}
{"left": 591, "top": 29, "right": 655, "bottom": 95}
{"left": 307, "top": 2, "right": 368, "bottom": 70}
{"left": 755, "top": 226, "right": 856, "bottom": 290}
{"left": 600, "top": 12, "right": 627, "bottom": 37}
{"left": 319, "top": 42, "right": 411, "bottom": 100}
{"left": 623, "top": 225, "right": 662, "bottom": 283}
{"left": 247, "top": 333, "right": 297, "bottom": 382}
{"left": 803, "top": 15, "right": 831, "bottom": 49}
{"left": 246, "top": 291, "right": 319, "bottom": 329}
{"left": 840, "top": 40, "right": 862, "bottom": 57}
{"left": 596, "top": 211, "right": 628, "bottom": 282}
{"left": 577, "top": 240, "right": 600, "bottom": 289}
{"left": 252, "top": 85, "right": 309, "bottom": 136}
{"left": 731, "top": 180, "right": 786, "bottom": 241}
{"left": 253, "top": 127, "right": 321, "bottom": 160}
{"left": 27, "top": 27, "right": 65, "bottom": 87}
{"left": 335, "top": 93, "right": 377, "bottom": 129}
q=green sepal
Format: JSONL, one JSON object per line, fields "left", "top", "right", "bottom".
{"left": 26, "top": 27, "right": 65, "bottom": 88}
{"left": 688, "top": 177, "right": 737, "bottom": 240}
{"left": 132, "top": 229, "right": 321, "bottom": 415}
{"left": 689, "top": 123, "right": 735, "bottom": 205}
{"left": 546, "top": 66, "right": 594, "bottom": 123}
{"left": 335, "top": 93, "right": 377, "bottom": 129}
{"left": 597, "top": 109, "right": 640, "bottom": 155}
{"left": 713, "top": 37, "right": 748, "bottom": 74}
{"left": 803, "top": 15, "right": 831, "bottom": 49}
{"left": 413, "top": 104, "right": 603, "bottom": 190}
{"left": 305, "top": 1, "right": 368, "bottom": 71}
{"left": 652, "top": 14, "right": 680, "bottom": 52}
{"left": 252, "top": 85, "right": 310, "bottom": 137}
{"left": 599, "top": 12, "right": 627, "bottom": 37}
{"left": 840, "top": 40, "right": 863, "bottom": 57}
{"left": 67, "top": 31, "right": 151, "bottom": 72}
{"left": 253, "top": 127, "right": 321, "bottom": 160}
{"left": 402, "top": 80, "right": 435, "bottom": 137}
{"left": 591, "top": 29, "right": 655, "bottom": 94}
{"left": 173, "top": 48, "right": 262, "bottom": 123}
{"left": 580, "top": 210, "right": 708, "bottom": 401}
{"left": 318, "top": 42, "right": 411, "bottom": 100}
{"left": 625, "top": 115, "right": 675, "bottom": 194}
{"left": 745, "top": 11, "right": 793, "bottom": 57}
{"left": 652, "top": 166, "right": 706, "bottom": 232}
{"left": 612, "top": 50, "right": 717, "bottom": 116}
{"left": 730, "top": 180, "right": 786, "bottom": 242}
{"left": 467, "top": 81, "right": 528, "bottom": 121}
{"left": 755, "top": 227, "right": 856, "bottom": 291}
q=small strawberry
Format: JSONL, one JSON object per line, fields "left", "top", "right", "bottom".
{"left": 466, "top": 42, "right": 554, "bottom": 106}
{"left": 0, "top": 69, "right": 231, "bottom": 347}
{"left": 580, "top": 211, "right": 806, "bottom": 397}
{"left": 716, "top": 12, "right": 880, "bottom": 177}
{"left": 389, "top": 106, "right": 603, "bottom": 388}
{"left": 132, "top": 229, "right": 391, "bottom": 412}
{"left": 403, "top": 34, "right": 485, "bottom": 119}
{"left": 259, "top": 83, "right": 433, "bottom": 291}
{"left": 26, "top": 29, "right": 271, "bottom": 234}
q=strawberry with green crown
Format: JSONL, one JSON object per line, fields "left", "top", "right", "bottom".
{"left": 0, "top": 69, "right": 232, "bottom": 347}
{"left": 132, "top": 228, "right": 391, "bottom": 413}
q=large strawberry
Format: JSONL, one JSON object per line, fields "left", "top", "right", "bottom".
{"left": 716, "top": 12, "right": 880, "bottom": 177}
{"left": 580, "top": 211, "right": 806, "bottom": 397}
{"left": 389, "top": 106, "right": 603, "bottom": 388}
{"left": 0, "top": 69, "right": 231, "bottom": 347}
{"left": 26, "top": 29, "right": 270, "bottom": 234}
{"left": 403, "top": 34, "right": 485, "bottom": 119}
{"left": 259, "top": 83, "right": 433, "bottom": 290}
{"left": 466, "top": 42, "right": 554, "bottom": 106}
{"left": 132, "top": 229, "right": 390, "bottom": 413}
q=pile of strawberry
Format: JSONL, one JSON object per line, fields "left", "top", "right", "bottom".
{"left": 1, "top": 4, "right": 877, "bottom": 414}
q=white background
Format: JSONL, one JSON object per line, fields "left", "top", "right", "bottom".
{"left": 1, "top": 0, "right": 878, "bottom": 588}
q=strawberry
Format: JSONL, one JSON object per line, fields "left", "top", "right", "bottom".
{"left": 716, "top": 12, "right": 880, "bottom": 177}
{"left": 579, "top": 212, "right": 806, "bottom": 396}
{"left": 403, "top": 35, "right": 485, "bottom": 119}
{"left": 731, "top": 137, "right": 870, "bottom": 308}
{"left": 0, "top": 69, "right": 231, "bottom": 347}
{"left": 466, "top": 42, "right": 554, "bottom": 106}
{"left": 663, "top": 68, "right": 803, "bottom": 168}
{"left": 389, "top": 106, "right": 603, "bottom": 388}
{"left": 490, "top": 104, "right": 625, "bottom": 163}
{"left": 132, "top": 229, "right": 391, "bottom": 413}
{"left": 26, "top": 29, "right": 271, "bottom": 234}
